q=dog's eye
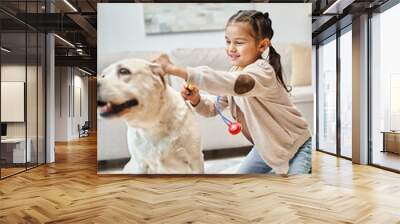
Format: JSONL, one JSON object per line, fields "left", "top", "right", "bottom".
{"left": 118, "top": 68, "right": 131, "bottom": 75}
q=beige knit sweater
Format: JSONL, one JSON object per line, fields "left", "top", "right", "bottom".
{"left": 186, "top": 59, "right": 311, "bottom": 174}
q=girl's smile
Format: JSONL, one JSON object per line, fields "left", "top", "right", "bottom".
{"left": 228, "top": 53, "right": 240, "bottom": 61}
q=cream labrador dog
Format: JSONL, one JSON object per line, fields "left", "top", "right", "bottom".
{"left": 97, "top": 58, "right": 203, "bottom": 174}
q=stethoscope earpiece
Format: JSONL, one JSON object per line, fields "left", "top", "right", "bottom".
{"left": 184, "top": 84, "right": 194, "bottom": 96}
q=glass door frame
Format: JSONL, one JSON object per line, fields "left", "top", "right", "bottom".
{"left": 315, "top": 24, "right": 353, "bottom": 161}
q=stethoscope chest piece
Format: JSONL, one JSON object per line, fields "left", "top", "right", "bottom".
{"left": 216, "top": 96, "right": 242, "bottom": 135}
{"left": 228, "top": 122, "right": 241, "bottom": 135}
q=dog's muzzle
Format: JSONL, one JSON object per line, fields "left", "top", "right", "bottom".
{"left": 97, "top": 99, "right": 139, "bottom": 117}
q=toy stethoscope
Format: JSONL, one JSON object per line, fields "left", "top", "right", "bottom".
{"left": 185, "top": 84, "right": 241, "bottom": 135}
{"left": 215, "top": 96, "right": 242, "bottom": 135}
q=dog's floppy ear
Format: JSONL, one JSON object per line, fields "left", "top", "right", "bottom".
{"left": 149, "top": 63, "right": 166, "bottom": 87}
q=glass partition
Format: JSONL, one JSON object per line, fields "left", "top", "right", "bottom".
{"left": 0, "top": 1, "right": 46, "bottom": 179}
{"left": 1, "top": 30, "right": 28, "bottom": 177}
{"left": 339, "top": 28, "right": 352, "bottom": 158}
{"left": 317, "top": 36, "right": 337, "bottom": 155}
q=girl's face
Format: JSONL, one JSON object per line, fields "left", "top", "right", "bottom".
{"left": 225, "top": 22, "right": 268, "bottom": 68}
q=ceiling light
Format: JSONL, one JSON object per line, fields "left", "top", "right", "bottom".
{"left": 54, "top": 34, "right": 75, "bottom": 48}
{"left": 322, "top": 0, "right": 354, "bottom": 15}
{"left": 78, "top": 67, "right": 92, "bottom": 76}
{"left": 1, "top": 47, "right": 11, "bottom": 53}
{"left": 76, "top": 48, "right": 85, "bottom": 55}
{"left": 63, "top": 0, "right": 78, "bottom": 12}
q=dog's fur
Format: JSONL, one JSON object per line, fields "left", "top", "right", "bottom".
{"left": 97, "top": 58, "right": 203, "bottom": 174}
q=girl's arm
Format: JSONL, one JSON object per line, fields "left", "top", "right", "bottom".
{"left": 192, "top": 95, "right": 229, "bottom": 118}
{"left": 185, "top": 60, "right": 277, "bottom": 97}
{"left": 168, "top": 65, "right": 189, "bottom": 81}
{"left": 153, "top": 54, "right": 276, "bottom": 97}
{"left": 152, "top": 53, "right": 188, "bottom": 79}
{"left": 180, "top": 84, "right": 229, "bottom": 117}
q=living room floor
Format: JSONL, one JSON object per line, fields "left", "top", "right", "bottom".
{"left": 1, "top": 134, "right": 400, "bottom": 223}
{"left": 99, "top": 156, "right": 244, "bottom": 174}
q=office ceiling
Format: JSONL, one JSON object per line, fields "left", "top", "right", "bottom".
{"left": 0, "top": 0, "right": 391, "bottom": 74}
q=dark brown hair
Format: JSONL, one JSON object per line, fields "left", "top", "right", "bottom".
{"left": 227, "top": 10, "right": 291, "bottom": 92}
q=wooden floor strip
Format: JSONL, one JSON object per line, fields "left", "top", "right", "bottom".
{"left": 0, "top": 134, "right": 399, "bottom": 223}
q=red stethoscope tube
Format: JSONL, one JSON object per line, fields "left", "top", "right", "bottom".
{"left": 215, "top": 96, "right": 241, "bottom": 135}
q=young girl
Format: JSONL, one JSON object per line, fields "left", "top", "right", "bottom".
{"left": 153, "top": 10, "right": 312, "bottom": 175}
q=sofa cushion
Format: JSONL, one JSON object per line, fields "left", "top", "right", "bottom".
{"left": 290, "top": 85, "right": 313, "bottom": 103}
{"left": 169, "top": 48, "right": 231, "bottom": 71}
{"left": 289, "top": 43, "right": 312, "bottom": 86}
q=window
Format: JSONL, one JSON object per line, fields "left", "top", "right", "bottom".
{"left": 317, "top": 36, "right": 337, "bottom": 154}
{"left": 371, "top": 3, "right": 400, "bottom": 171}
{"left": 339, "top": 28, "right": 352, "bottom": 158}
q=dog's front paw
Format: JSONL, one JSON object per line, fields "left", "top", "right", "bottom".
{"left": 122, "top": 161, "right": 135, "bottom": 174}
{"left": 123, "top": 159, "right": 148, "bottom": 174}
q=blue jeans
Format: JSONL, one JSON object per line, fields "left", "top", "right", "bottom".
{"left": 237, "top": 138, "right": 312, "bottom": 174}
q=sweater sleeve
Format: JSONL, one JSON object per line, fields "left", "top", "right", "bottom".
{"left": 186, "top": 59, "right": 277, "bottom": 97}
{"left": 192, "top": 95, "right": 229, "bottom": 118}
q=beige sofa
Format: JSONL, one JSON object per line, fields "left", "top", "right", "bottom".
{"left": 97, "top": 44, "right": 313, "bottom": 161}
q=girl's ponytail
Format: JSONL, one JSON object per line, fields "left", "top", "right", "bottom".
{"left": 269, "top": 46, "right": 291, "bottom": 92}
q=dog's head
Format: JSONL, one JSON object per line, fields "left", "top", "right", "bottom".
{"left": 97, "top": 58, "right": 166, "bottom": 126}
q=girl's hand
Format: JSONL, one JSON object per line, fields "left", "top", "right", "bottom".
{"left": 181, "top": 84, "right": 200, "bottom": 106}
{"left": 152, "top": 53, "right": 175, "bottom": 74}
{"left": 152, "top": 53, "right": 189, "bottom": 80}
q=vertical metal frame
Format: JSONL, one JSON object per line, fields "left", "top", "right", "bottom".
{"left": 367, "top": 10, "right": 373, "bottom": 165}
{"left": 315, "top": 45, "right": 320, "bottom": 151}
{"left": 73, "top": 68, "right": 75, "bottom": 118}
{"left": 44, "top": 0, "right": 48, "bottom": 164}
{"left": 336, "top": 27, "right": 341, "bottom": 157}
{"left": 25, "top": 0, "right": 28, "bottom": 171}
{"left": 36, "top": 0, "right": 39, "bottom": 168}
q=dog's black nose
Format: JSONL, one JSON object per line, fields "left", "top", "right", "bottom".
{"left": 97, "top": 82, "right": 101, "bottom": 88}
{"left": 97, "top": 101, "right": 107, "bottom": 107}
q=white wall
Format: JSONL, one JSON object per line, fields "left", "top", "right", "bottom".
{"left": 98, "top": 3, "right": 311, "bottom": 56}
{"left": 1, "top": 65, "right": 35, "bottom": 137}
{"left": 1, "top": 64, "right": 46, "bottom": 164}
{"left": 55, "top": 67, "right": 68, "bottom": 141}
{"left": 55, "top": 67, "right": 89, "bottom": 141}
{"left": 75, "top": 73, "right": 89, "bottom": 137}
{"left": 254, "top": 4, "right": 311, "bottom": 45}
